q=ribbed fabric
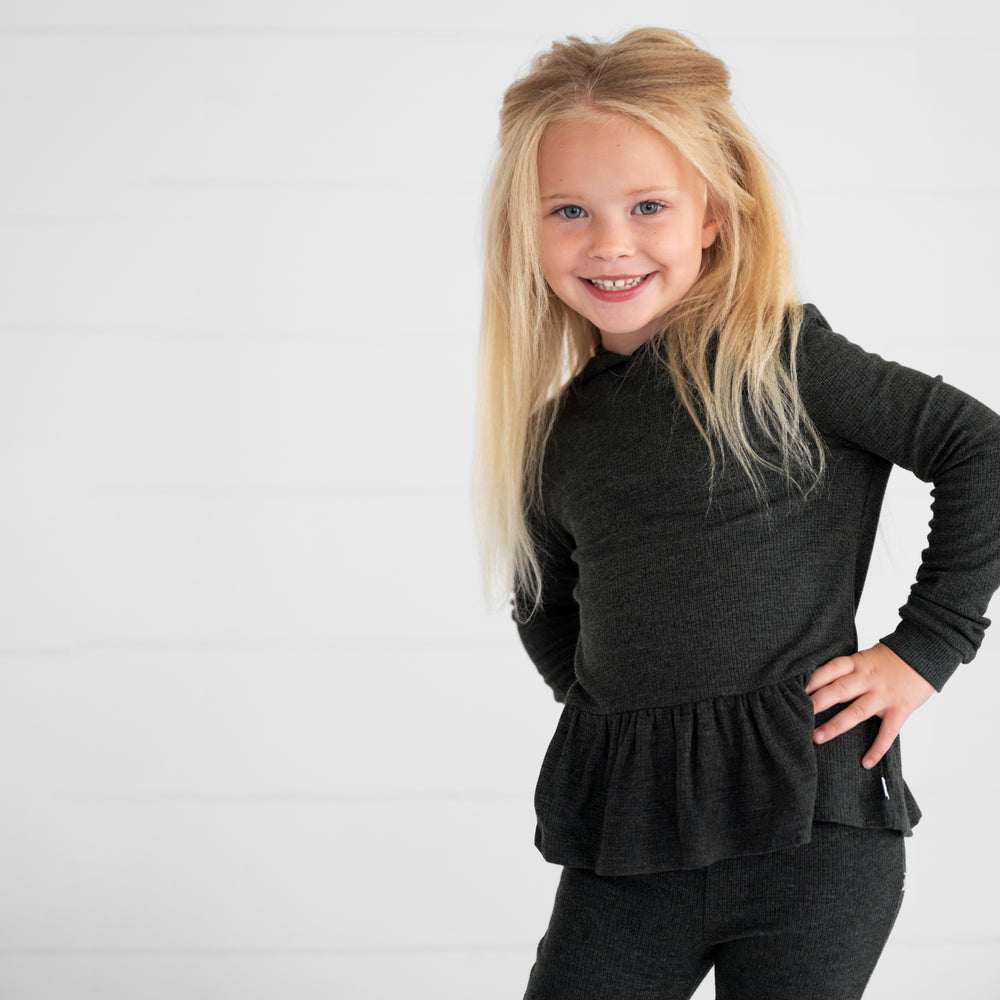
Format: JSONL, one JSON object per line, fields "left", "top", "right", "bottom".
{"left": 524, "top": 823, "right": 906, "bottom": 1000}
{"left": 516, "top": 305, "right": 1000, "bottom": 875}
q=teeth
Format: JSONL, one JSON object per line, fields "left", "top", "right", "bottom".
{"left": 589, "top": 276, "right": 645, "bottom": 290}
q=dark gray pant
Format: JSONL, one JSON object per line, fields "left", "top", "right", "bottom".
{"left": 524, "top": 823, "right": 905, "bottom": 1000}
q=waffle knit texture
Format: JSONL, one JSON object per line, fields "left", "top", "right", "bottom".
{"left": 524, "top": 822, "right": 906, "bottom": 1000}
{"left": 515, "top": 305, "right": 1000, "bottom": 875}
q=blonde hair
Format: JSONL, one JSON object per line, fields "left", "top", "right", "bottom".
{"left": 475, "top": 28, "right": 823, "bottom": 607}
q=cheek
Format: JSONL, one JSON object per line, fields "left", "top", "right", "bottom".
{"left": 664, "top": 226, "right": 708, "bottom": 272}
{"left": 537, "top": 230, "right": 554, "bottom": 272}
{"left": 539, "top": 232, "right": 573, "bottom": 282}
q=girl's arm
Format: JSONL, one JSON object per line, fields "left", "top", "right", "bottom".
{"left": 797, "top": 308, "right": 1000, "bottom": 764}
{"left": 513, "top": 510, "right": 579, "bottom": 703}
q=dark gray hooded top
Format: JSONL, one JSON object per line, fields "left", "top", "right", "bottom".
{"left": 515, "top": 305, "right": 1000, "bottom": 875}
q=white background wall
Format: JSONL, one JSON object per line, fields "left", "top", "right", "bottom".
{"left": 0, "top": 1, "right": 997, "bottom": 997}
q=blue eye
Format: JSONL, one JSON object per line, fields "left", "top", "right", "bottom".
{"left": 635, "top": 200, "right": 664, "bottom": 216}
{"left": 555, "top": 205, "right": 586, "bottom": 220}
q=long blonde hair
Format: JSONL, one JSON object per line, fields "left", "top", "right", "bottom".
{"left": 476, "top": 28, "right": 823, "bottom": 607}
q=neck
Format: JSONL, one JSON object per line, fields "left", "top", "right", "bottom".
{"left": 600, "top": 329, "right": 654, "bottom": 356}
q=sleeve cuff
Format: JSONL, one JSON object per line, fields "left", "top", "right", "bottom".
{"left": 879, "top": 619, "right": 964, "bottom": 692}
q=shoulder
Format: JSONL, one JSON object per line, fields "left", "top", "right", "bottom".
{"left": 790, "top": 305, "right": 912, "bottom": 442}
{"left": 792, "top": 304, "right": 908, "bottom": 409}
{"left": 794, "top": 304, "right": 869, "bottom": 380}
{"left": 792, "top": 305, "right": 1000, "bottom": 459}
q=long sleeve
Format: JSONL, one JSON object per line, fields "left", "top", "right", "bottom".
{"left": 510, "top": 316, "right": 983, "bottom": 874}
{"left": 797, "top": 307, "right": 1000, "bottom": 690}
{"left": 512, "top": 504, "right": 580, "bottom": 702}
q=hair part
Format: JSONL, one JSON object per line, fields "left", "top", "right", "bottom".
{"left": 475, "top": 28, "right": 825, "bottom": 608}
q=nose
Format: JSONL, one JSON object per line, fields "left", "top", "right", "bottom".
{"left": 588, "top": 216, "right": 634, "bottom": 261}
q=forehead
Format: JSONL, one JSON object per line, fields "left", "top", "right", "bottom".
{"left": 537, "top": 113, "right": 702, "bottom": 193}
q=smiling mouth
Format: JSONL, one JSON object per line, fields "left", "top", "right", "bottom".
{"left": 587, "top": 275, "right": 649, "bottom": 291}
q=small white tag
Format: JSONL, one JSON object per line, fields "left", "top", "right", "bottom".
{"left": 881, "top": 776, "right": 890, "bottom": 800}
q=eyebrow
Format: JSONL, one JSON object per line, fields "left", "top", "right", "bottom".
{"left": 539, "top": 187, "right": 680, "bottom": 202}
{"left": 626, "top": 187, "right": 680, "bottom": 197}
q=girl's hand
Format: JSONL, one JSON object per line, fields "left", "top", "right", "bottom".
{"left": 805, "top": 643, "right": 935, "bottom": 769}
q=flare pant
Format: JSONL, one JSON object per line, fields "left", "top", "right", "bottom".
{"left": 524, "top": 822, "right": 905, "bottom": 1000}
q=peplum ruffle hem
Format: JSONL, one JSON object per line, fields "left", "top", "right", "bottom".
{"left": 533, "top": 676, "right": 919, "bottom": 876}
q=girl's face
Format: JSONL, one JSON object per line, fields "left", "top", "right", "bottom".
{"left": 537, "top": 113, "right": 719, "bottom": 355}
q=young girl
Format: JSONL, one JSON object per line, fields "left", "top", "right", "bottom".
{"left": 475, "top": 27, "right": 1000, "bottom": 1000}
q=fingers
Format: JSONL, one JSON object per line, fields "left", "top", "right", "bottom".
{"left": 807, "top": 653, "right": 875, "bottom": 714}
{"left": 813, "top": 699, "right": 902, "bottom": 769}
{"left": 805, "top": 644, "right": 935, "bottom": 769}
{"left": 861, "top": 713, "right": 905, "bottom": 770}
{"left": 812, "top": 693, "right": 878, "bottom": 747}
{"left": 809, "top": 672, "right": 869, "bottom": 715}
{"left": 804, "top": 655, "right": 856, "bottom": 696}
